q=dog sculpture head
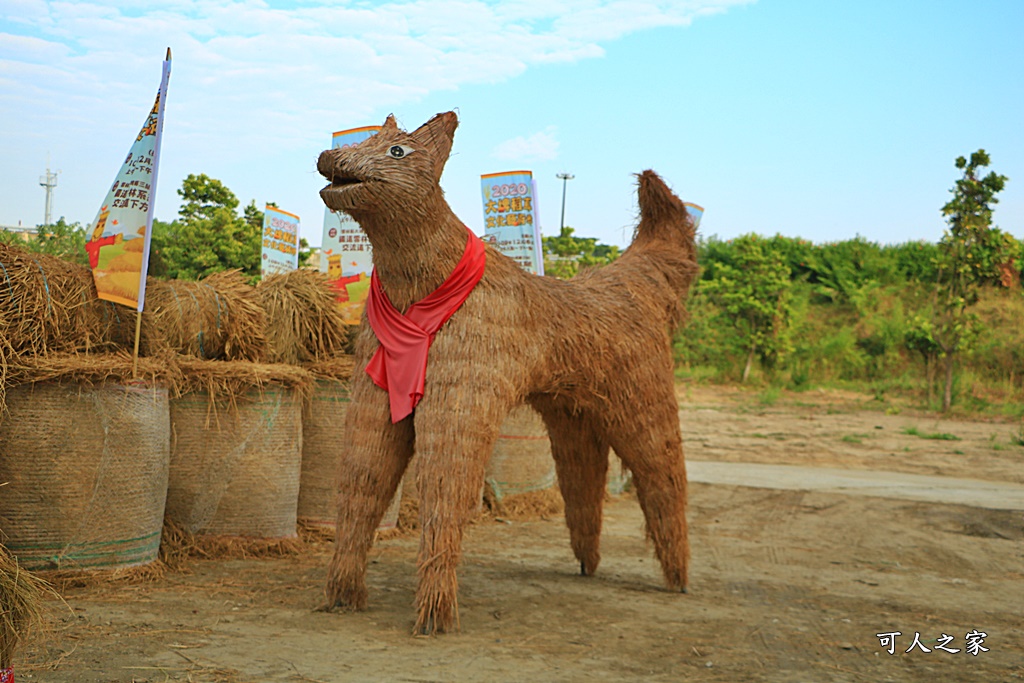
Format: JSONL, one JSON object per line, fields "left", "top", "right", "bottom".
{"left": 317, "top": 112, "right": 459, "bottom": 219}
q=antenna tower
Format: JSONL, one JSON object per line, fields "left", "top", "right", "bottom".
{"left": 39, "top": 165, "right": 60, "bottom": 227}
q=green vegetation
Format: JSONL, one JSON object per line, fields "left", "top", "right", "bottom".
{"left": 1, "top": 217, "right": 90, "bottom": 267}
{"left": 931, "top": 150, "right": 1014, "bottom": 411}
{"left": 542, "top": 226, "right": 620, "bottom": 279}
{"left": 3, "top": 174, "right": 312, "bottom": 282}
{"left": 901, "top": 427, "right": 961, "bottom": 441}
{"left": 670, "top": 150, "right": 1022, "bottom": 416}
{"left": 5, "top": 152, "right": 1020, "bottom": 419}
{"left": 149, "top": 173, "right": 262, "bottom": 281}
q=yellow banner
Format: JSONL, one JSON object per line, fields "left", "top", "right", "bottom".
{"left": 87, "top": 52, "right": 170, "bottom": 311}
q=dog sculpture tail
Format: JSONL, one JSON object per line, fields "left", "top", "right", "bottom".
{"left": 615, "top": 170, "right": 700, "bottom": 330}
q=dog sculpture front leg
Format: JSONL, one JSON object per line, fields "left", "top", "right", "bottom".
{"left": 325, "top": 368, "right": 414, "bottom": 611}
{"left": 410, "top": 376, "right": 508, "bottom": 634}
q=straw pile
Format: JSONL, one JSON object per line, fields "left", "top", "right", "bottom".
{"left": 0, "top": 543, "right": 49, "bottom": 672}
{"left": 257, "top": 269, "right": 351, "bottom": 364}
{"left": 174, "top": 357, "right": 314, "bottom": 405}
{"left": 5, "top": 351, "right": 182, "bottom": 392}
{"left": 0, "top": 243, "right": 108, "bottom": 356}
{"left": 141, "top": 270, "right": 266, "bottom": 361}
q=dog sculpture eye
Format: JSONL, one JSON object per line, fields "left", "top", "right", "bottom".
{"left": 388, "top": 145, "right": 413, "bottom": 159}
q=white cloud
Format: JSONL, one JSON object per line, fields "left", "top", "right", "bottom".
{"left": 0, "top": 0, "right": 751, "bottom": 229}
{"left": 492, "top": 127, "right": 560, "bottom": 162}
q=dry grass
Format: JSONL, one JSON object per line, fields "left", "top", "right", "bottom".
{"left": 38, "top": 563, "right": 167, "bottom": 593}
{"left": 0, "top": 544, "right": 51, "bottom": 669}
{"left": 175, "top": 357, "right": 315, "bottom": 409}
{"left": 0, "top": 242, "right": 109, "bottom": 357}
{"left": 256, "top": 269, "right": 351, "bottom": 364}
{"left": 1, "top": 350, "right": 182, "bottom": 416}
{"left": 141, "top": 271, "right": 266, "bottom": 361}
{"left": 303, "top": 354, "right": 356, "bottom": 382}
{"left": 482, "top": 487, "right": 564, "bottom": 521}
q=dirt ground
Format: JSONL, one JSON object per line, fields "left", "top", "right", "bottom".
{"left": 15, "top": 386, "right": 1024, "bottom": 682}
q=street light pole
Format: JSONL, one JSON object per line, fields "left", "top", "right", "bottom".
{"left": 556, "top": 172, "right": 574, "bottom": 235}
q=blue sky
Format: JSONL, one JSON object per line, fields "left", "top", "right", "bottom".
{"left": 2, "top": 0, "right": 1022, "bottom": 249}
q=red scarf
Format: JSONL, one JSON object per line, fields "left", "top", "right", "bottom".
{"left": 365, "top": 228, "right": 486, "bottom": 423}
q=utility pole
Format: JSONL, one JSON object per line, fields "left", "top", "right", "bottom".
{"left": 39, "top": 165, "right": 59, "bottom": 227}
{"left": 556, "top": 172, "right": 574, "bottom": 235}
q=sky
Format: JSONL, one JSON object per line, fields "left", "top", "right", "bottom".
{"left": 1, "top": 0, "right": 1022, "bottom": 250}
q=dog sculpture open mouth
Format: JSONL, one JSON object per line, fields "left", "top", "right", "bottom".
{"left": 329, "top": 174, "right": 361, "bottom": 189}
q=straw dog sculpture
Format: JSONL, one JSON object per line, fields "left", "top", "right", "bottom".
{"left": 318, "top": 112, "right": 699, "bottom": 634}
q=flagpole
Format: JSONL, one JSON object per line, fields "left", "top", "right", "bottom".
{"left": 132, "top": 311, "right": 143, "bottom": 379}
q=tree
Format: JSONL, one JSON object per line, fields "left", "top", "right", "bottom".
{"left": 0, "top": 217, "right": 89, "bottom": 267}
{"left": 701, "top": 233, "right": 793, "bottom": 382}
{"left": 150, "top": 175, "right": 261, "bottom": 280}
{"left": 932, "top": 149, "right": 1012, "bottom": 411}
{"left": 542, "top": 226, "right": 620, "bottom": 279}
{"left": 34, "top": 217, "right": 90, "bottom": 267}
{"left": 177, "top": 173, "right": 239, "bottom": 223}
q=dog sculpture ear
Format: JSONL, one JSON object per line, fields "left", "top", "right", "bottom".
{"left": 411, "top": 111, "right": 459, "bottom": 181}
{"left": 380, "top": 114, "right": 399, "bottom": 136}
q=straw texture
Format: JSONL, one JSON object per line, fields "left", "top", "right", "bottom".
{"left": 0, "top": 382, "right": 171, "bottom": 571}
{"left": 300, "top": 378, "right": 400, "bottom": 531}
{"left": 0, "top": 543, "right": 49, "bottom": 670}
{"left": 165, "top": 384, "right": 302, "bottom": 539}
{"left": 257, "top": 268, "right": 350, "bottom": 364}
{"left": 0, "top": 242, "right": 114, "bottom": 356}
{"left": 317, "top": 112, "right": 698, "bottom": 634}
{"left": 141, "top": 270, "right": 266, "bottom": 361}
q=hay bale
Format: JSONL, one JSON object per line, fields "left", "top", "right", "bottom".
{"left": 0, "top": 544, "right": 49, "bottom": 671}
{"left": 257, "top": 269, "right": 351, "bottom": 364}
{"left": 606, "top": 452, "right": 632, "bottom": 495}
{"left": 165, "top": 361, "right": 312, "bottom": 543}
{"left": 299, "top": 376, "right": 400, "bottom": 534}
{"left": 0, "top": 381, "right": 171, "bottom": 571}
{"left": 141, "top": 270, "right": 266, "bottom": 361}
{"left": 0, "top": 243, "right": 106, "bottom": 356}
{"left": 485, "top": 405, "right": 557, "bottom": 502}
{"left": 298, "top": 379, "right": 348, "bottom": 529}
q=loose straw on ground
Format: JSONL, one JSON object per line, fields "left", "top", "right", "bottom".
{"left": 0, "top": 543, "right": 50, "bottom": 670}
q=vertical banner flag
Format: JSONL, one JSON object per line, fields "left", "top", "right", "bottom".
{"left": 261, "top": 206, "right": 300, "bottom": 277}
{"left": 321, "top": 126, "right": 380, "bottom": 324}
{"left": 480, "top": 171, "right": 544, "bottom": 275}
{"left": 86, "top": 50, "right": 171, "bottom": 311}
{"left": 684, "top": 202, "right": 705, "bottom": 230}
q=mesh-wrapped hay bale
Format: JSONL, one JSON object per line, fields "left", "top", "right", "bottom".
{"left": 298, "top": 379, "right": 348, "bottom": 529}
{"left": 485, "top": 404, "right": 557, "bottom": 502}
{"left": 165, "top": 361, "right": 312, "bottom": 542}
{"left": 257, "top": 269, "right": 350, "bottom": 364}
{"left": 0, "top": 382, "right": 171, "bottom": 571}
{"left": 299, "top": 365, "right": 400, "bottom": 533}
{"left": 607, "top": 452, "right": 632, "bottom": 495}
{"left": 0, "top": 243, "right": 104, "bottom": 356}
{"left": 141, "top": 270, "right": 266, "bottom": 361}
